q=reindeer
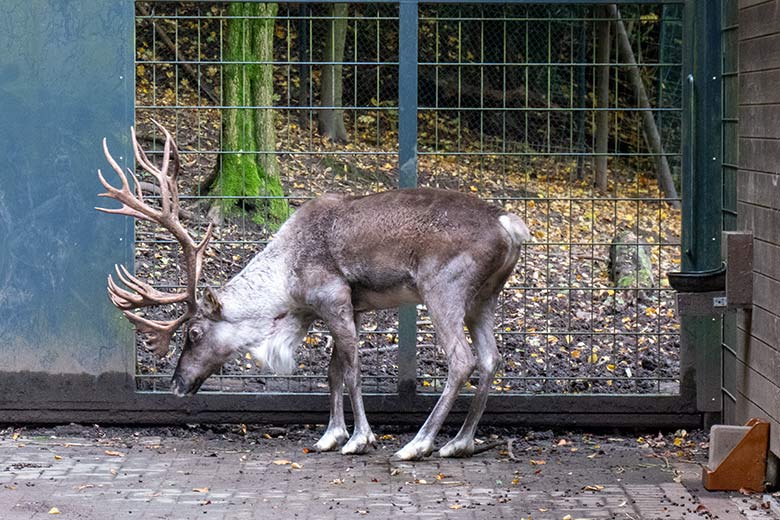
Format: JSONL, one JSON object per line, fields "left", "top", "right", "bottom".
{"left": 97, "top": 122, "right": 530, "bottom": 460}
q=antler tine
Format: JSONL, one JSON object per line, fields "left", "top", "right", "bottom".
{"left": 119, "top": 309, "right": 187, "bottom": 357}
{"left": 108, "top": 265, "right": 188, "bottom": 308}
{"left": 96, "top": 138, "right": 159, "bottom": 222}
{"left": 97, "top": 122, "right": 206, "bottom": 358}
{"left": 130, "top": 126, "right": 173, "bottom": 218}
{"left": 151, "top": 119, "right": 181, "bottom": 179}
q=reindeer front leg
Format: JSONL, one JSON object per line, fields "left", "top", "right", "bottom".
{"left": 313, "top": 340, "right": 349, "bottom": 452}
{"left": 312, "top": 283, "right": 375, "bottom": 455}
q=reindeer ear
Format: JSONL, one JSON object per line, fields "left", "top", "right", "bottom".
{"left": 202, "top": 287, "right": 222, "bottom": 319}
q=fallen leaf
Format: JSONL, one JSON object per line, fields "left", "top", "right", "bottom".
{"left": 290, "top": 462, "right": 303, "bottom": 469}
{"left": 199, "top": 500, "right": 212, "bottom": 506}
{"left": 582, "top": 485, "right": 604, "bottom": 492}
{"left": 54, "top": 455, "right": 62, "bottom": 460}
{"left": 272, "top": 459, "right": 291, "bottom": 465}
{"left": 192, "top": 487, "right": 209, "bottom": 493}
{"left": 302, "top": 447, "right": 311, "bottom": 454}
{"left": 75, "top": 484, "right": 94, "bottom": 491}
{"left": 48, "top": 507, "right": 61, "bottom": 515}
{"left": 530, "top": 459, "right": 546, "bottom": 465}
{"left": 104, "top": 450, "right": 125, "bottom": 457}
{"left": 449, "top": 504, "right": 462, "bottom": 510}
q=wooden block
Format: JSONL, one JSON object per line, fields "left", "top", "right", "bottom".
{"left": 676, "top": 291, "right": 727, "bottom": 316}
{"left": 703, "top": 418, "right": 769, "bottom": 492}
{"left": 722, "top": 231, "right": 753, "bottom": 308}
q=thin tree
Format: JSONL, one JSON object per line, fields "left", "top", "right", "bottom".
{"left": 212, "top": 2, "right": 288, "bottom": 226}
{"left": 608, "top": 4, "right": 679, "bottom": 207}
{"left": 318, "top": 3, "right": 349, "bottom": 143}
{"left": 594, "top": 6, "right": 611, "bottom": 192}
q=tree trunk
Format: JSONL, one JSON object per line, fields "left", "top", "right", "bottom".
{"left": 609, "top": 230, "right": 655, "bottom": 305}
{"left": 213, "top": 2, "right": 288, "bottom": 227}
{"left": 574, "top": 10, "right": 588, "bottom": 181}
{"left": 318, "top": 3, "right": 349, "bottom": 143}
{"left": 608, "top": 4, "right": 680, "bottom": 208}
{"left": 594, "top": 7, "right": 611, "bottom": 192}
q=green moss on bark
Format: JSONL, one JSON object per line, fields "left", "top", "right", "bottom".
{"left": 213, "top": 2, "right": 288, "bottom": 228}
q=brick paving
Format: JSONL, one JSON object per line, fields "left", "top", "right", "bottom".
{"left": 0, "top": 427, "right": 776, "bottom": 519}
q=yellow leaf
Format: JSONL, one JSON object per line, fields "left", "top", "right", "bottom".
{"left": 272, "top": 459, "right": 291, "bottom": 465}
{"left": 291, "top": 462, "right": 303, "bottom": 469}
{"left": 104, "top": 450, "right": 125, "bottom": 457}
{"left": 530, "top": 459, "right": 546, "bottom": 465}
{"left": 606, "top": 364, "right": 616, "bottom": 372}
{"left": 48, "top": 507, "right": 61, "bottom": 515}
{"left": 54, "top": 455, "right": 62, "bottom": 460}
{"left": 673, "top": 437, "right": 683, "bottom": 447}
{"left": 588, "top": 353, "right": 599, "bottom": 364}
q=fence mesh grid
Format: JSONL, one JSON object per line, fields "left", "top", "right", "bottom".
{"left": 132, "top": 1, "right": 683, "bottom": 396}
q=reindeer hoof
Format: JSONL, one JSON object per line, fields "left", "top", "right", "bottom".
{"left": 314, "top": 429, "right": 349, "bottom": 452}
{"left": 340, "top": 431, "right": 376, "bottom": 455}
{"left": 392, "top": 441, "right": 434, "bottom": 461}
{"left": 439, "top": 438, "right": 475, "bottom": 458}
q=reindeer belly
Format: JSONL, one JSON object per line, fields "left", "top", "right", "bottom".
{"left": 351, "top": 285, "right": 421, "bottom": 311}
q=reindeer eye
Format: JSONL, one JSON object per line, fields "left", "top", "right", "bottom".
{"left": 189, "top": 326, "right": 203, "bottom": 342}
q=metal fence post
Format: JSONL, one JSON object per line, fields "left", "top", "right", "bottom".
{"left": 397, "top": 0, "right": 419, "bottom": 404}
{"left": 682, "top": 0, "right": 723, "bottom": 419}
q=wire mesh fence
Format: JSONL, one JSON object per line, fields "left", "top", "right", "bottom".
{"left": 132, "top": 1, "right": 683, "bottom": 397}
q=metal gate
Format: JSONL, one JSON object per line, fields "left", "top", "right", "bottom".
{"left": 0, "top": 0, "right": 724, "bottom": 426}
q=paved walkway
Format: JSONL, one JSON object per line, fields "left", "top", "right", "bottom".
{"left": 0, "top": 425, "right": 776, "bottom": 519}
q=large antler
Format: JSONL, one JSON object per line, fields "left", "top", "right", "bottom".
{"left": 97, "top": 121, "right": 213, "bottom": 357}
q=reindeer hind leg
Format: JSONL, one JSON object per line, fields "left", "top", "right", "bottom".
{"left": 439, "top": 296, "right": 500, "bottom": 458}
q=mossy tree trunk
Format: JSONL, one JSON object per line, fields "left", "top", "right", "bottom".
{"left": 318, "top": 3, "right": 349, "bottom": 143}
{"left": 214, "top": 2, "right": 288, "bottom": 227}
